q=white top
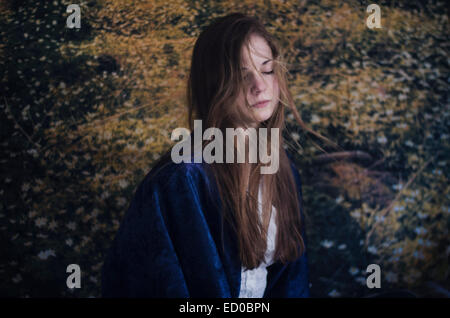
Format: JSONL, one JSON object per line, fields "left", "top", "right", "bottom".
{"left": 239, "top": 183, "right": 277, "bottom": 298}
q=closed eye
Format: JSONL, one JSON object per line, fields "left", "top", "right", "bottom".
{"left": 242, "top": 70, "right": 274, "bottom": 81}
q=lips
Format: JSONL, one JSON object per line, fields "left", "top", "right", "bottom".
{"left": 252, "top": 100, "right": 270, "bottom": 108}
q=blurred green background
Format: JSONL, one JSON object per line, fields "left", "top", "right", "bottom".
{"left": 0, "top": 0, "right": 448, "bottom": 297}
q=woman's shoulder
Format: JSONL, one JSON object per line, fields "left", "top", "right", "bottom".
{"left": 139, "top": 150, "right": 214, "bottom": 197}
{"left": 147, "top": 151, "right": 203, "bottom": 179}
{"left": 120, "top": 151, "right": 217, "bottom": 228}
{"left": 137, "top": 148, "right": 301, "bottom": 197}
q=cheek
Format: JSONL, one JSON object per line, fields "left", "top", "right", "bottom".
{"left": 237, "top": 91, "right": 248, "bottom": 108}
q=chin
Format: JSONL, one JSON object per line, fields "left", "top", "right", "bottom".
{"left": 252, "top": 105, "right": 276, "bottom": 122}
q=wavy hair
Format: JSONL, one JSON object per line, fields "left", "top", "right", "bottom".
{"left": 186, "top": 13, "right": 335, "bottom": 269}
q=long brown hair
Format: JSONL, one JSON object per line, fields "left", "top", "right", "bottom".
{"left": 186, "top": 13, "right": 336, "bottom": 269}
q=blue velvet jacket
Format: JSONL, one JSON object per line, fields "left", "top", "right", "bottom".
{"left": 101, "top": 150, "right": 310, "bottom": 298}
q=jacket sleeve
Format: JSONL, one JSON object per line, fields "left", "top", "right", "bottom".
{"left": 263, "top": 158, "right": 310, "bottom": 298}
{"left": 101, "top": 163, "right": 232, "bottom": 298}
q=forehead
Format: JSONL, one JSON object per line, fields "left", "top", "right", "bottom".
{"left": 241, "top": 34, "right": 273, "bottom": 67}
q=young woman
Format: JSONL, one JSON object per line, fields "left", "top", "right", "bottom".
{"left": 102, "top": 12, "right": 324, "bottom": 298}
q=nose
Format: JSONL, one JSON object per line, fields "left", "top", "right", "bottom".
{"left": 250, "top": 72, "right": 267, "bottom": 95}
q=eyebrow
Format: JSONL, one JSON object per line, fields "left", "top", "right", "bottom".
{"left": 241, "top": 59, "right": 273, "bottom": 70}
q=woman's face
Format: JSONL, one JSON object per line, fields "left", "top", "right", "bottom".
{"left": 237, "top": 34, "right": 279, "bottom": 126}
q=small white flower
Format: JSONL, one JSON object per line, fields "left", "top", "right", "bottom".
{"left": 311, "top": 114, "right": 321, "bottom": 124}
{"left": 367, "top": 246, "right": 378, "bottom": 254}
{"left": 414, "top": 227, "right": 427, "bottom": 235}
{"left": 405, "top": 140, "right": 414, "bottom": 147}
{"left": 66, "top": 222, "right": 77, "bottom": 231}
{"left": 48, "top": 220, "right": 57, "bottom": 230}
{"left": 328, "top": 289, "right": 341, "bottom": 298}
{"left": 377, "top": 136, "right": 387, "bottom": 144}
{"left": 27, "top": 149, "right": 38, "bottom": 158}
{"left": 100, "top": 191, "right": 110, "bottom": 199}
{"left": 12, "top": 274, "right": 22, "bottom": 283}
{"left": 21, "top": 183, "right": 30, "bottom": 192}
{"left": 405, "top": 197, "right": 414, "bottom": 203}
{"left": 119, "top": 179, "right": 129, "bottom": 189}
{"left": 321, "top": 240, "right": 334, "bottom": 249}
{"left": 417, "top": 212, "right": 428, "bottom": 219}
{"left": 291, "top": 132, "right": 300, "bottom": 141}
{"left": 35, "top": 217, "right": 47, "bottom": 228}
{"left": 338, "top": 244, "right": 347, "bottom": 250}
{"left": 37, "top": 249, "right": 56, "bottom": 260}
{"left": 349, "top": 267, "right": 359, "bottom": 276}
{"left": 66, "top": 238, "right": 73, "bottom": 246}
